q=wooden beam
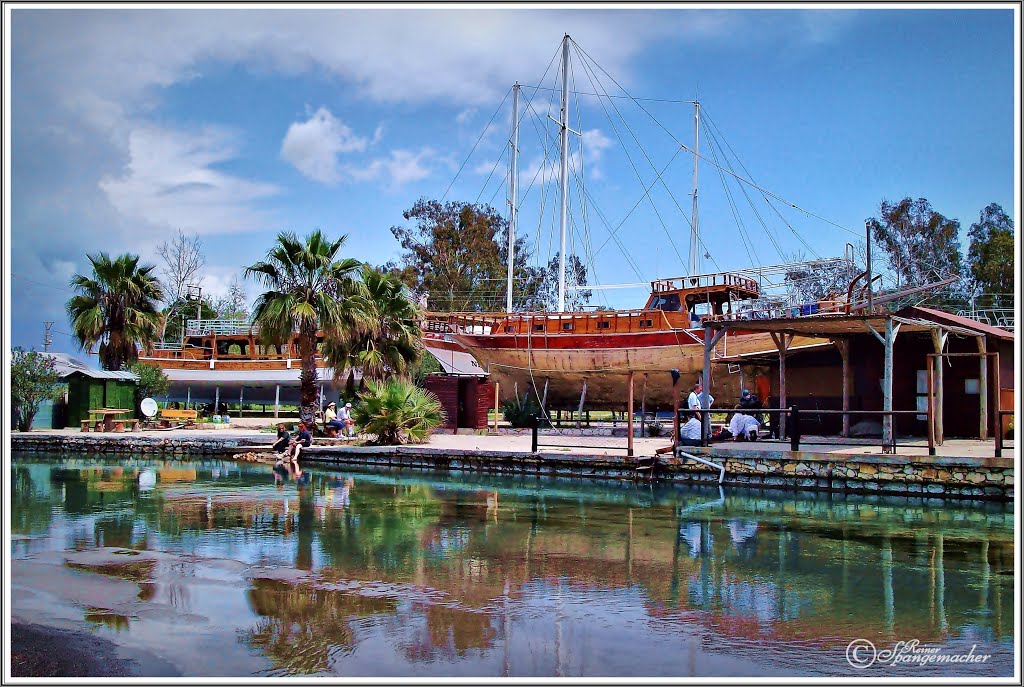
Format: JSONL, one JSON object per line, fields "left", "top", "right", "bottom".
{"left": 930, "top": 330, "right": 946, "bottom": 444}
{"left": 771, "top": 332, "right": 792, "bottom": 437}
{"left": 834, "top": 338, "right": 851, "bottom": 437}
{"left": 977, "top": 336, "right": 988, "bottom": 440}
{"left": 627, "top": 371, "right": 635, "bottom": 457}
{"left": 493, "top": 382, "right": 500, "bottom": 432}
{"left": 881, "top": 318, "right": 899, "bottom": 448}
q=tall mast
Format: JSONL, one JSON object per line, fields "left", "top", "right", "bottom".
{"left": 690, "top": 99, "right": 700, "bottom": 275}
{"left": 506, "top": 83, "right": 520, "bottom": 312}
{"left": 557, "top": 34, "right": 570, "bottom": 312}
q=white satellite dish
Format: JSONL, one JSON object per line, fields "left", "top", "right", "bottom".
{"left": 140, "top": 398, "right": 159, "bottom": 418}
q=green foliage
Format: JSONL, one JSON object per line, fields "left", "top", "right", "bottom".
{"left": 161, "top": 298, "right": 219, "bottom": 342}
{"left": 130, "top": 362, "right": 169, "bottom": 400}
{"left": 865, "top": 198, "right": 964, "bottom": 298}
{"left": 66, "top": 252, "right": 165, "bottom": 370}
{"left": 410, "top": 350, "right": 442, "bottom": 388}
{"left": 386, "top": 198, "right": 540, "bottom": 312}
{"left": 322, "top": 266, "right": 423, "bottom": 383}
{"left": 11, "top": 348, "right": 64, "bottom": 431}
{"left": 501, "top": 392, "right": 543, "bottom": 428}
{"left": 245, "top": 230, "right": 365, "bottom": 425}
{"left": 352, "top": 379, "right": 446, "bottom": 445}
{"left": 528, "top": 253, "right": 593, "bottom": 311}
{"left": 967, "top": 203, "right": 1014, "bottom": 301}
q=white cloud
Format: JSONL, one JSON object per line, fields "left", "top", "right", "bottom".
{"left": 348, "top": 148, "right": 434, "bottom": 189}
{"left": 280, "top": 107, "right": 371, "bottom": 184}
{"left": 456, "top": 108, "right": 477, "bottom": 125}
{"left": 99, "top": 125, "right": 279, "bottom": 234}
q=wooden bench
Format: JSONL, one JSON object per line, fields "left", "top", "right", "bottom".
{"left": 112, "top": 419, "right": 141, "bottom": 433}
{"left": 159, "top": 408, "right": 199, "bottom": 427}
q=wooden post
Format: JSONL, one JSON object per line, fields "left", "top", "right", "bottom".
{"left": 930, "top": 330, "right": 946, "bottom": 444}
{"left": 834, "top": 338, "right": 851, "bottom": 437}
{"left": 274, "top": 384, "right": 280, "bottom": 419}
{"left": 977, "top": 336, "right": 988, "bottom": 440}
{"left": 701, "top": 324, "right": 727, "bottom": 443}
{"left": 927, "top": 357, "right": 935, "bottom": 455}
{"left": 866, "top": 319, "right": 899, "bottom": 450}
{"left": 186, "top": 386, "right": 191, "bottom": 410}
{"left": 771, "top": 331, "right": 793, "bottom": 438}
{"left": 214, "top": 386, "right": 220, "bottom": 415}
{"left": 493, "top": 382, "right": 500, "bottom": 432}
{"left": 627, "top": 371, "right": 635, "bottom": 457}
{"left": 239, "top": 385, "right": 244, "bottom": 418}
{"left": 671, "top": 370, "right": 681, "bottom": 451}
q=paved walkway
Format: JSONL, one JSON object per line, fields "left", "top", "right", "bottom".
{"left": 25, "top": 427, "right": 1010, "bottom": 460}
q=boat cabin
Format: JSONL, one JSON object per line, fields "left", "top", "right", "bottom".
{"left": 645, "top": 272, "right": 760, "bottom": 321}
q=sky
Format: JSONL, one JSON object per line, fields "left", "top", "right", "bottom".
{"left": 6, "top": 5, "right": 1018, "bottom": 359}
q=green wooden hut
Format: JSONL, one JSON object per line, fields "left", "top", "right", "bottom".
{"left": 64, "top": 369, "right": 139, "bottom": 427}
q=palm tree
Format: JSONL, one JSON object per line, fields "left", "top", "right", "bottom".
{"left": 66, "top": 252, "right": 165, "bottom": 370}
{"left": 245, "top": 230, "right": 364, "bottom": 425}
{"left": 323, "top": 266, "right": 423, "bottom": 388}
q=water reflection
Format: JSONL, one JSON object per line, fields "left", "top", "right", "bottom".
{"left": 11, "top": 454, "right": 1014, "bottom": 677}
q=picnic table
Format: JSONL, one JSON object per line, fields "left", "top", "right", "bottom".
{"left": 86, "top": 408, "right": 135, "bottom": 432}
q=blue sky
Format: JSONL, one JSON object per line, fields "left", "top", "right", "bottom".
{"left": 7, "top": 6, "right": 1017, "bottom": 357}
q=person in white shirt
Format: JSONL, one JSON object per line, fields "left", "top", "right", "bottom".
{"left": 678, "top": 412, "right": 703, "bottom": 446}
{"left": 338, "top": 402, "right": 356, "bottom": 438}
{"left": 729, "top": 411, "right": 760, "bottom": 441}
{"left": 687, "top": 381, "right": 714, "bottom": 412}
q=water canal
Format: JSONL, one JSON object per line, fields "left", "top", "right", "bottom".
{"left": 10, "top": 453, "right": 1014, "bottom": 677}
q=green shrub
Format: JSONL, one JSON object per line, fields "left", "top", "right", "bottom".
{"left": 501, "top": 392, "right": 544, "bottom": 428}
{"left": 353, "top": 379, "right": 446, "bottom": 445}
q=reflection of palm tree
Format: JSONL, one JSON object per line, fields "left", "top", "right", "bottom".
{"left": 241, "top": 578, "right": 398, "bottom": 676}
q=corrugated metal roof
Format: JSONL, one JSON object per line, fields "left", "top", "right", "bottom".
{"left": 65, "top": 369, "right": 139, "bottom": 381}
{"left": 40, "top": 352, "right": 91, "bottom": 377}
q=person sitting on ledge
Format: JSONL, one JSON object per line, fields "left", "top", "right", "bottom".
{"left": 289, "top": 423, "right": 313, "bottom": 464}
{"left": 272, "top": 423, "right": 291, "bottom": 456}
{"left": 678, "top": 411, "right": 703, "bottom": 447}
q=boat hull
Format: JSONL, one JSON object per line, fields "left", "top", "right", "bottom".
{"left": 454, "top": 329, "right": 824, "bottom": 409}
{"left": 422, "top": 333, "right": 488, "bottom": 376}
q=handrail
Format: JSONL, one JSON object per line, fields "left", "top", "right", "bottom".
{"left": 676, "top": 450, "right": 726, "bottom": 484}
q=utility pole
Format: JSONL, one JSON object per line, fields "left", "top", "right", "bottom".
{"left": 557, "top": 34, "right": 570, "bottom": 312}
{"left": 43, "top": 321, "right": 54, "bottom": 352}
{"left": 507, "top": 82, "right": 520, "bottom": 313}
{"left": 186, "top": 284, "right": 203, "bottom": 335}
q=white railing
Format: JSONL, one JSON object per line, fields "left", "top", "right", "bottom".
{"left": 955, "top": 308, "right": 1015, "bottom": 331}
{"left": 185, "top": 319, "right": 256, "bottom": 336}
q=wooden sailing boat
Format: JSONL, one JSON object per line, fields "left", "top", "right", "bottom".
{"left": 419, "top": 35, "right": 841, "bottom": 410}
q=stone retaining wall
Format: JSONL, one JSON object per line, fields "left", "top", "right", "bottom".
{"left": 11, "top": 433, "right": 1012, "bottom": 500}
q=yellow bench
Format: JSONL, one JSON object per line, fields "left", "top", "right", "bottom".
{"left": 159, "top": 408, "right": 199, "bottom": 427}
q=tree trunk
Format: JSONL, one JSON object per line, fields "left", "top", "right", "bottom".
{"left": 18, "top": 409, "right": 36, "bottom": 432}
{"left": 298, "top": 324, "right": 319, "bottom": 426}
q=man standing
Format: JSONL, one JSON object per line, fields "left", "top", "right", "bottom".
{"left": 687, "top": 381, "right": 714, "bottom": 411}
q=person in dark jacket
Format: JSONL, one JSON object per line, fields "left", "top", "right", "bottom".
{"left": 272, "top": 423, "right": 291, "bottom": 455}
